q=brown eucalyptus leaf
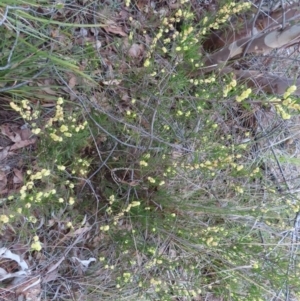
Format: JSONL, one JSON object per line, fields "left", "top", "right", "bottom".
{"left": 13, "top": 169, "right": 23, "bottom": 185}
{"left": 128, "top": 43, "right": 144, "bottom": 58}
{"left": 104, "top": 20, "right": 127, "bottom": 37}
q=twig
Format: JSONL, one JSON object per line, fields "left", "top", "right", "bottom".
{"left": 0, "top": 67, "right": 47, "bottom": 92}
{"left": 0, "top": 31, "right": 19, "bottom": 71}
{"left": 242, "top": 0, "right": 264, "bottom": 57}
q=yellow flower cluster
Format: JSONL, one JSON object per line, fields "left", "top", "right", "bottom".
{"left": 19, "top": 169, "right": 53, "bottom": 200}
{"left": 10, "top": 100, "right": 41, "bottom": 134}
{"left": 211, "top": 2, "right": 251, "bottom": 30}
{"left": 271, "top": 86, "right": 299, "bottom": 119}
{"left": 249, "top": 167, "right": 260, "bottom": 177}
{"left": 179, "top": 26, "right": 194, "bottom": 44}
{"left": 71, "top": 158, "right": 90, "bottom": 176}
{"left": 29, "top": 216, "right": 37, "bottom": 223}
{"left": 235, "top": 185, "right": 244, "bottom": 194}
{"left": 10, "top": 100, "right": 39, "bottom": 121}
{"left": 283, "top": 85, "right": 297, "bottom": 99}
{"left": 147, "top": 176, "right": 156, "bottom": 183}
{"left": 223, "top": 79, "right": 237, "bottom": 97}
{"left": 139, "top": 153, "right": 151, "bottom": 167}
{"left": 125, "top": 201, "right": 141, "bottom": 212}
{"left": 29, "top": 168, "right": 51, "bottom": 180}
{"left": 282, "top": 97, "right": 298, "bottom": 108}
{"left": 0, "top": 215, "right": 9, "bottom": 223}
{"left": 108, "top": 197, "right": 142, "bottom": 226}
{"left": 122, "top": 272, "right": 132, "bottom": 283}
{"left": 144, "top": 26, "right": 164, "bottom": 67}
{"left": 236, "top": 88, "right": 251, "bottom": 102}
{"left": 46, "top": 98, "right": 87, "bottom": 142}
{"left": 144, "top": 4, "right": 193, "bottom": 67}
{"left": 57, "top": 165, "right": 66, "bottom": 171}
{"left": 281, "top": 85, "right": 300, "bottom": 111}
{"left": 69, "top": 197, "right": 75, "bottom": 205}
{"left": 275, "top": 104, "right": 291, "bottom": 120}
{"left": 54, "top": 97, "right": 64, "bottom": 121}
{"left": 199, "top": 75, "right": 216, "bottom": 84}
{"left": 31, "top": 235, "right": 42, "bottom": 251}
{"left": 100, "top": 225, "right": 110, "bottom": 231}
{"left": 206, "top": 236, "right": 218, "bottom": 247}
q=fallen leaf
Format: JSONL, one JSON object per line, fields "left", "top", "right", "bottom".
{"left": 1, "top": 124, "right": 21, "bottom": 143}
{"left": 10, "top": 138, "right": 36, "bottom": 151}
{"left": 37, "top": 83, "right": 57, "bottom": 95}
{"left": 136, "top": 0, "right": 150, "bottom": 11}
{"left": 0, "top": 171, "right": 7, "bottom": 192}
{"left": 0, "top": 147, "right": 9, "bottom": 161}
{"left": 94, "top": 40, "right": 101, "bottom": 50}
{"left": 68, "top": 75, "right": 77, "bottom": 89}
{"left": 128, "top": 43, "right": 144, "bottom": 58}
{"left": 68, "top": 226, "right": 91, "bottom": 237}
{"left": 13, "top": 168, "right": 23, "bottom": 185}
{"left": 20, "top": 127, "right": 32, "bottom": 141}
{"left": 104, "top": 20, "right": 127, "bottom": 36}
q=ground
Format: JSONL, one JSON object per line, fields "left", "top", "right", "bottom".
{"left": 0, "top": 1, "right": 299, "bottom": 301}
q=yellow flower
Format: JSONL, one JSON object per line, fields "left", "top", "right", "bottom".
{"left": 59, "top": 125, "right": 68, "bottom": 132}
{"left": 287, "top": 85, "right": 297, "bottom": 94}
{"left": 57, "top": 97, "right": 64, "bottom": 105}
{"left": 32, "top": 128, "right": 41, "bottom": 135}
{"left": 41, "top": 169, "right": 50, "bottom": 177}
{"left": 236, "top": 165, "right": 244, "bottom": 171}
{"left": 100, "top": 225, "right": 110, "bottom": 231}
{"left": 31, "top": 240, "right": 42, "bottom": 252}
{"left": 32, "top": 172, "right": 42, "bottom": 180}
{"left": 147, "top": 177, "right": 156, "bottom": 183}
{"left": 139, "top": 160, "right": 148, "bottom": 167}
{"left": 0, "top": 215, "right": 9, "bottom": 223}
{"left": 10, "top": 102, "right": 21, "bottom": 112}
{"left": 29, "top": 216, "right": 37, "bottom": 224}
{"left": 109, "top": 195, "right": 115, "bottom": 203}
{"left": 50, "top": 133, "right": 63, "bottom": 142}
{"left": 69, "top": 197, "right": 75, "bottom": 205}
{"left": 66, "top": 222, "right": 73, "bottom": 228}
